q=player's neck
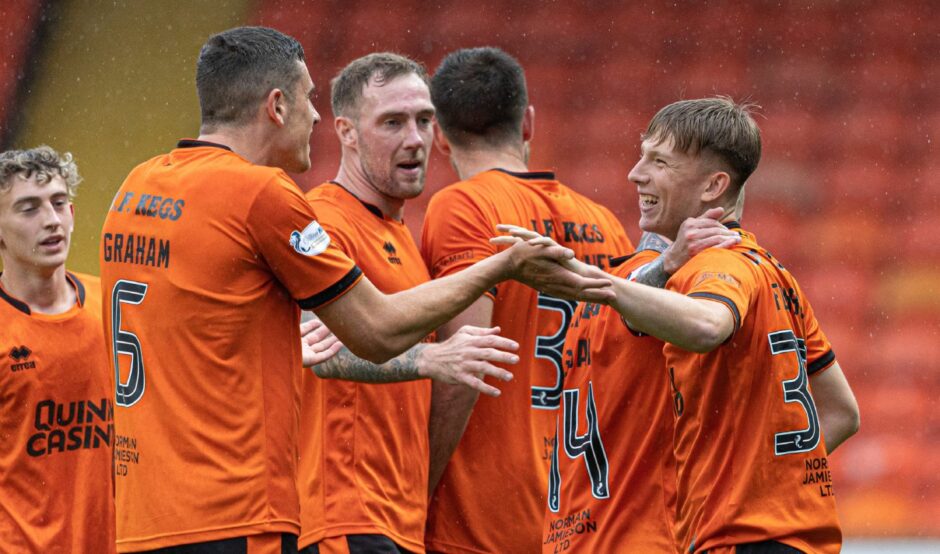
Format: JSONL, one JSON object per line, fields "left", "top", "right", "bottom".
{"left": 334, "top": 159, "right": 405, "bottom": 221}
{"left": 197, "top": 126, "right": 270, "bottom": 167}
{"left": 0, "top": 264, "right": 75, "bottom": 314}
{"left": 450, "top": 145, "right": 529, "bottom": 181}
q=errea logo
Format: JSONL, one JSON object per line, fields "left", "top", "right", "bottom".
{"left": 290, "top": 220, "right": 330, "bottom": 257}
{"left": 9, "top": 345, "right": 36, "bottom": 372}
{"left": 383, "top": 241, "right": 402, "bottom": 265}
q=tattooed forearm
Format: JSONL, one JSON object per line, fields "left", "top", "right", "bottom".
{"left": 636, "top": 232, "right": 670, "bottom": 253}
{"left": 312, "top": 344, "right": 428, "bottom": 383}
{"left": 633, "top": 256, "right": 671, "bottom": 288}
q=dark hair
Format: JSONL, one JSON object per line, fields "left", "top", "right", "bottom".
{"left": 0, "top": 145, "right": 81, "bottom": 198}
{"left": 644, "top": 96, "right": 762, "bottom": 189}
{"left": 196, "top": 26, "right": 306, "bottom": 129}
{"left": 430, "top": 47, "right": 528, "bottom": 147}
{"left": 331, "top": 52, "right": 428, "bottom": 118}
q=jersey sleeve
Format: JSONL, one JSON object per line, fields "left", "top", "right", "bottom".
{"left": 305, "top": 196, "right": 357, "bottom": 260}
{"left": 421, "top": 186, "right": 498, "bottom": 279}
{"left": 612, "top": 249, "right": 662, "bottom": 332}
{"left": 612, "top": 249, "right": 663, "bottom": 281}
{"left": 247, "top": 174, "right": 362, "bottom": 310}
{"left": 667, "top": 249, "right": 758, "bottom": 337}
{"left": 800, "top": 288, "right": 837, "bottom": 375}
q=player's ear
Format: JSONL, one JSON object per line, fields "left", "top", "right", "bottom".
{"left": 701, "top": 171, "right": 732, "bottom": 203}
{"left": 434, "top": 124, "right": 451, "bottom": 156}
{"left": 265, "top": 88, "right": 287, "bottom": 127}
{"left": 69, "top": 204, "right": 75, "bottom": 233}
{"left": 522, "top": 105, "right": 535, "bottom": 142}
{"left": 335, "top": 116, "right": 357, "bottom": 148}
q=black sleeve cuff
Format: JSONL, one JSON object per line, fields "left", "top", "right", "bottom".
{"left": 689, "top": 292, "right": 741, "bottom": 334}
{"left": 807, "top": 349, "right": 836, "bottom": 375}
{"left": 297, "top": 266, "right": 363, "bottom": 310}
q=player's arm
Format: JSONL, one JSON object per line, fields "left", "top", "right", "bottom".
{"left": 426, "top": 297, "right": 494, "bottom": 494}
{"left": 632, "top": 207, "right": 740, "bottom": 288}
{"left": 314, "top": 239, "right": 613, "bottom": 364}
{"left": 809, "top": 361, "right": 859, "bottom": 453}
{"left": 495, "top": 217, "right": 738, "bottom": 353}
{"left": 603, "top": 275, "right": 735, "bottom": 352}
{"left": 302, "top": 315, "right": 517, "bottom": 396}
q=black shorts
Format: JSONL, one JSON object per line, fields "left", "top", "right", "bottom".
{"left": 703, "top": 540, "right": 804, "bottom": 554}
{"left": 313, "top": 534, "right": 413, "bottom": 554}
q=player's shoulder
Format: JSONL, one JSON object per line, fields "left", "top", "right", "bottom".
{"left": 671, "top": 242, "right": 758, "bottom": 288}
{"left": 434, "top": 171, "right": 509, "bottom": 201}
{"left": 610, "top": 249, "right": 660, "bottom": 279}
{"left": 306, "top": 181, "right": 341, "bottom": 200}
{"left": 305, "top": 181, "right": 350, "bottom": 209}
{"left": 550, "top": 177, "right": 623, "bottom": 221}
{"left": 179, "top": 146, "right": 297, "bottom": 195}
{"left": 67, "top": 272, "right": 104, "bottom": 322}
{"left": 305, "top": 182, "right": 376, "bottom": 227}
{"left": 425, "top": 174, "right": 503, "bottom": 222}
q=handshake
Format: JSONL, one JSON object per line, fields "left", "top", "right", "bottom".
{"left": 299, "top": 223, "right": 614, "bottom": 397}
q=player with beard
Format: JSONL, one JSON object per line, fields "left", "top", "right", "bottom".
{"left": 298, "top": 53, "right": 519, "bottom": 554}
{"left": 100, "top": 27, "right": 611, "bottom": 554}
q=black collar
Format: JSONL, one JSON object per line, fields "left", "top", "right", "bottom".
{"left": 0, "top": 271, "right": 86, "bottom": 315}
{"left": 725, "top": 220, "right": 741, "bottom": 229}
{"left": 329, "top": 181, "right": 385, "bottom": 219}
{"left": 609, "top": 254, "right": 635, "bottom": 268}
{"left": 176, "top": 139, "right": 233, "bottom": 151}
{"left": 493, "top": 168, "right": 556, "bottom": 180}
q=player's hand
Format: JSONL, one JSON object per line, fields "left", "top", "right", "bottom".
{"left": 417, "top": 326, "right": 518, "bottom": 397}
{"left": 300, "top": 317, "right": 344, "bottom": 367}
{"left": 661, "top": 207, "right": 741, "bottom": 274}
{"left": 491, "top": 224, "right": 614, "bottom": 302}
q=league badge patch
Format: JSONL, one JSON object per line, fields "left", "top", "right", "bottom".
{"left": 290, "top": 220, "right": 330, "bottom": 256}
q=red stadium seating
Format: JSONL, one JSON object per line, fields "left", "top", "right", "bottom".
{"left": 0, "top": 1, "right": 45, "bottom": 147}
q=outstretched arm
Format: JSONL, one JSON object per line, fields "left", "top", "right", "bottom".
{"left": 494, "top": 214, "right": 738, "bottom": 353}
{"left": 809, "top": 362, "right": 859, "bottom": 453}
{"left": 315, "top": 238, "right": 613, "bottom": 364}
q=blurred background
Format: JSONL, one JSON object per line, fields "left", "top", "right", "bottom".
{"left": 1, "top": 0, "right": 937, "bottom": 549}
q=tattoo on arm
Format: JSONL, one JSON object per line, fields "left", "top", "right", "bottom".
{"left": 633, "top": 233, "right": 672, "bottom": 289}
{"left": 633, "top": 256, "right": 670, "bottom": 288}
{"left": 312, "top": 344, "right": 427, "bottom": 383}
{"left": 636, "top": 232, "right": 670, "bottom": 253}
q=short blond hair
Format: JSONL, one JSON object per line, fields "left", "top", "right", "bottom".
{"left": 0, "top": 145, "right": 82, "bottom": 198}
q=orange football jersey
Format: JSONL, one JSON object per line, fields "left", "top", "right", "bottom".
{"left": 298, "top": 183, "right": 433, "bottom": 552}
{"left": 665, "top": 223, "right": 841, "bottom": 554}
{"left": 0, "top": 272, "right": 116, "bottom": 553}
{"left": 422, "top": 169, "right": 633, "bottom": 554}
{"left": 100, "top": 141, "right": 362, "bottom": 551}
{"left": 543, "top": 250, "right": 677, "bottom": 554}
